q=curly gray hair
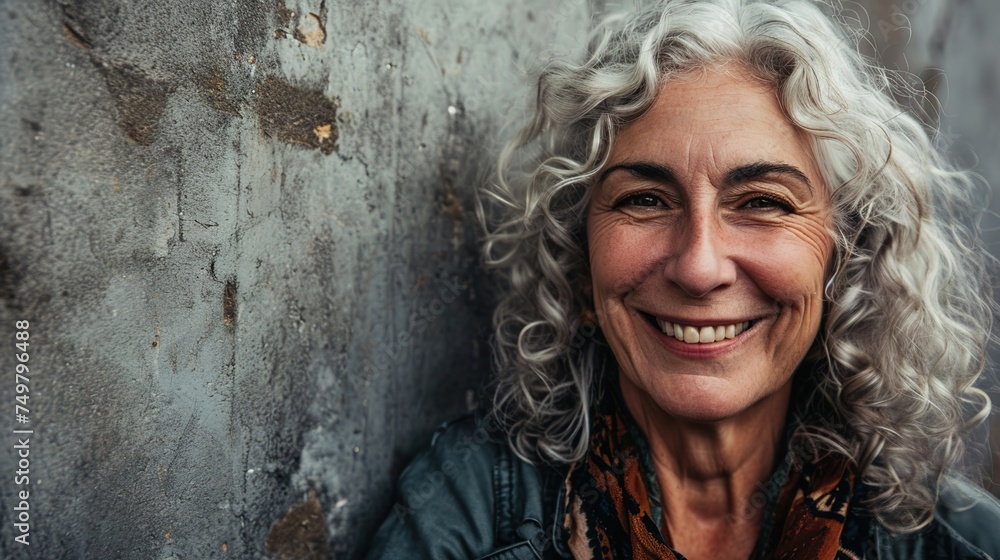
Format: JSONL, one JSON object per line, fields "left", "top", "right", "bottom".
{"left": 477, "top": 0, "right": 993, "bottom": 533}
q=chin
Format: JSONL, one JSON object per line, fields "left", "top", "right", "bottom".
{"left": 645, "top": 378, "right": 757, "bottom": 424}
{"left": 661, "top": 400, "right": 750, "bottom": 424}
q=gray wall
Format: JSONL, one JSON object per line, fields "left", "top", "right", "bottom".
{"left": 0, "top": 0, "right": 591, "bottom": 558}
{"left": 0, "top": 0, "right": 996, "bottom": 559}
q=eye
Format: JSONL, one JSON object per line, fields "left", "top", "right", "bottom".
{"left": 616, "top": 192, "right": 667, "bottom": 208}
{"left": 743, "top": 195, "right": 791, "bottom": 211}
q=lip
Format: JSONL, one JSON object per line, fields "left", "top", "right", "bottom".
{"left": 642, "top": 312, "right": 758, "bottom": 328}
{"left": 638, "top": 311, "right": 760, "bottom": 358}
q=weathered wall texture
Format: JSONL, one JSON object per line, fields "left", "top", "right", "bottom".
{"left": 0, "top": 0, "right": 997, "bottom": 559}
{"left": 0, "top": 0, "right": 591, "bottom": 558}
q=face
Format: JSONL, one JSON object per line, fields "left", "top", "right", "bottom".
{"left": 587, "top": 67, "right": 834, "bottom": 423}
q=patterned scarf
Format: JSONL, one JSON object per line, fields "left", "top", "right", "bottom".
{"left": 562, "top": 384, "right": 868, "bottom": 559}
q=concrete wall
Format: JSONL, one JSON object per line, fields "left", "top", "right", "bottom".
{"left": 0, "top": 0, "right": 590, "bottom": 558}
{"left": 0, "top": 0, "right": 996, "bottom": 559}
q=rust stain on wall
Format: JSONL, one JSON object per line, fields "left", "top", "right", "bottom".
{"left": 264, "top": 492, "right": 331, "bottom": 560}
{"left": 99, "top": 60, "right": 174, "bottom": 146}
{"left": 199, "top": 70, "right": 241, "bottom": 116}
{"left": 275, "top": 0, "right": 294, "bottom": 28}
{"left": 274, "top": 2, "right": 325, "bottom": 47}
{"left": 223, "top": 280, "right": 237, "bottom": 330}
{"left": 62, "top": 21, "right": 92, "bottom": 50}
{"left": 293, "top": 12, "right": 326, "bottom": 47}
{"left": 313, "top": 123, "right": 331, "bottom": 141}
{"left": 255, "top": 77, "right": 338, "bottom": 154}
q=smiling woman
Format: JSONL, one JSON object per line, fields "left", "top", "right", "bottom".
{"left": 366, "top": 1, "right": 1000, "bottom": 558}
{"left": 589, "top": 68, "right": 833, "bottom": 432}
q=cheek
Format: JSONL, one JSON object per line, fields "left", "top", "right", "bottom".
{"left": 744, "top": 254, "right": 823, "bottom": 297}
{"left": 740, "top": 225, "right": 832, "bottom": 302}
{"left": 588, "top": 218, "right": 665, "bottom": 296}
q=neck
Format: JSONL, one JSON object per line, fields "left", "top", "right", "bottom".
{"left": 618, "top": 374, "right": 791, "bottom": 541}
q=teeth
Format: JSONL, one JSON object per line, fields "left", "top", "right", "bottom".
{"left": 655, "top": 318, "right": 750, "bottom": 343}
{"left": 684, "top": 326, "right": 699, "bottom": 343}
{"left": 700, "top": 326, "right": 716, "bottom": 343}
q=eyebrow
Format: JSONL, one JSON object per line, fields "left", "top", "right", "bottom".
{"left": 725, "top": 161, "right": 813, "bottom": 193}
{"left": 599, "top": 162, "right": 678, "bottom": 186}
{"left": 599, "top": 160, "right": 813, "bottom": 193}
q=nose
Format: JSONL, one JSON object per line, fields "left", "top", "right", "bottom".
{"left": 663, "top": 210, "right": 737, "bottom": 298}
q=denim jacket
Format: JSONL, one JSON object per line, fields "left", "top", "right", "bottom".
{"left": 366, "top": 414, "right": 1000, "bottom": 559}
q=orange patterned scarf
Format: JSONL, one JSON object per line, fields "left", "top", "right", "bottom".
{"left": 562, "top": 386, "right": 867, "bottom": 559}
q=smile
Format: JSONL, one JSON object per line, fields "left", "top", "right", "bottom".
{"left": 647, "top": 315, "right": 754, "bottom": 344}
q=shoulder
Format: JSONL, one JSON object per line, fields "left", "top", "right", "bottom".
{"left": 365, "top": 413, "right": 502, "bottom": 559}
{"left": 933, "top": 475, "right": 1000, "bottom": 559}
{"left": 365, "top": 413, "right": 560, "bottom": 559}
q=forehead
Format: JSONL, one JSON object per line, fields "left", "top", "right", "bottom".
{"left": 606, "top": 66, "right": 822, "bottom": 184}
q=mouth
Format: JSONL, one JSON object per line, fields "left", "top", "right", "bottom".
{"left": 640, "top": 312, "right": 757, "bottom": 345}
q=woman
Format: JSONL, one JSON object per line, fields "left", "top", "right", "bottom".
{"left": 368, "top": 0, "right": 1000, "bottom": 558}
